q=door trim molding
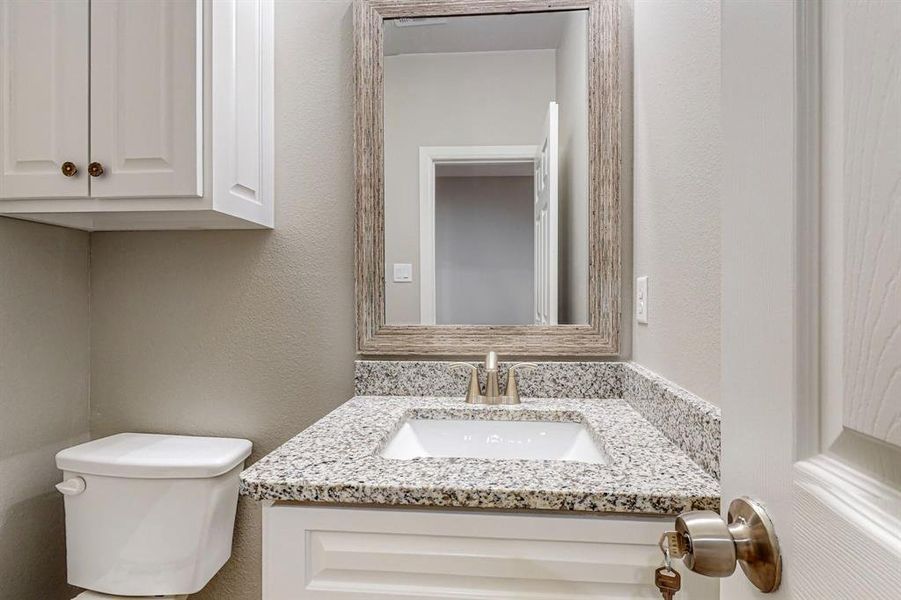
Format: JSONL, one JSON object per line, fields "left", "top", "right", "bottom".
{"left": 794, "top": 0, "right": 822, "bottom": 460}
{"left": 417, "top": 145, "right": 536, "bottom": 325}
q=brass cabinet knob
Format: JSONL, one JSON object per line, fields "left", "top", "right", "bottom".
{"left": 61, "top": 162, "right": 78, "bottom": 177}
{"left": 88, "top": 162, "right": 104, "bottom": 177}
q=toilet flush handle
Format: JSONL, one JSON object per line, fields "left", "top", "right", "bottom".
{"left": 56, "top": 477, "right": 86, "bottom": 496}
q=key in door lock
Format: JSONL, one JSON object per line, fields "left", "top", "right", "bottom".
{"left": 663, "top": 497, "right": 782, "bottom": 593}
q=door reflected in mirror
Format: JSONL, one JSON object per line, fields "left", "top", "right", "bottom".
{"left": 383, "top": 10, "right": 589, "bottom": 326}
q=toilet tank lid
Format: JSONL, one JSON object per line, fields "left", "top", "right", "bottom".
{"left": 56, "top": 433, "right": 253, "bottom": 479}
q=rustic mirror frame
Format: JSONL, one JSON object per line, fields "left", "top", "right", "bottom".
{"left": 355, "top": 0, "right": 621, "bottom": 356}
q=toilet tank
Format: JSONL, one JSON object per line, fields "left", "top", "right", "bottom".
{"left": 56, "top": 433, "right": 252, "bottom": 597}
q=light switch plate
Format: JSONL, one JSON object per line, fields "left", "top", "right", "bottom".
{"left": 636, "top": 276, "right": 649, "bottom": 324}
{"left": 393, "top": 263, "right": 413, "bottom": 283}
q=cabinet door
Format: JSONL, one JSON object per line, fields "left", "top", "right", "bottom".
{"left": 89, "top": 0, "right": 202, "bottom": 199}
{"left": 211, "top": 0, "right": 274, "bottom": 227}
{"left": 0, "top": 0, "right": 89, "bottom": 199}
{"left": 264, "top": 505, "right": 718, "bottom": 599}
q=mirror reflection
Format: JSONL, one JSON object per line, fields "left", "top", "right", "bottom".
{"left": 383, "top": 10, "right": 589, "bottom": 326}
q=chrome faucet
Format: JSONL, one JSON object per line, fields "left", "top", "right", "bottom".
{"left": 450, "top": 351, "right": 536, "bottom": 405}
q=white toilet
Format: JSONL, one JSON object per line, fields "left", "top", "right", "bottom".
{"left": 55, "top": 433, "right": 252, "bottom": 599}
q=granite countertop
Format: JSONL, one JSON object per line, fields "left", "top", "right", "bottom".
{"left": 240, "top": 396, "right": 720, "bottom": 515}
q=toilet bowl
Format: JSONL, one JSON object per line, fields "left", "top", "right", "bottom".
{"left": 56, "top": 433, "right": 252, "bottom": 599}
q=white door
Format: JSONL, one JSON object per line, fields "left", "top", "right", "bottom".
{"left": 89, "top": 0, "right": 202, "bottom": 199}
{"left": 534, "top": 101, "right": 559, "bottom": 325}
{"left": 0, "top": 0, "right": 89, "bottom": 199}
{"left": 721, "top": 2, "right": 901, "bottom": 598}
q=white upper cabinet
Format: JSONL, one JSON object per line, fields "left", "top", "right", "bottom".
{"left": 89, "top": 0, "right": 202, "bottom": 199}
{"left": 0, "top": 0, "right": 90, "bottom": 199}
{"left": 0, "top": 0, "right": 273, "bottom": 231}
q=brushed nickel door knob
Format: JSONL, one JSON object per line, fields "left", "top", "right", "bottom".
{"left": 673, "top": 497, "right": 782, "bottom": 592}
{"left": 61, "top": 161, "right": 78, "bottom": 177}
{"left": 88, "top": 162, "right": 104, "bottom": 177}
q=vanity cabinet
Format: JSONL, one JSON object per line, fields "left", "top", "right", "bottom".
{"left": 0, "top": 0, "right": 273, "bottom": 230}
{"left": 263, "top": 504, "right": 717, "bottom": 599}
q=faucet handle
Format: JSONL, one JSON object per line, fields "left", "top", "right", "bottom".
{"left": 449, "top": 362, "right": 481, "bottom": 403}
{"left": 504, "top": 362, "right": 537, "bottom": 404}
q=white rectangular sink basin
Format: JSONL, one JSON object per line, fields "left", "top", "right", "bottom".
{"left": 381, "top": 419, "right": 608, "bottom": 464}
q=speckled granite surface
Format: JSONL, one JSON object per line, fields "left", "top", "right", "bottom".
{"left": 622, "top": 363, "right": 721, "bottom": 479}
{"left": 354, "top": 360, "right": 721, "bottom": 480}
{"left": 240, "top": 396, "right": 720, "bottom": 515}
{"left": 355, "top": 360, "right": 624, "bottom": 399}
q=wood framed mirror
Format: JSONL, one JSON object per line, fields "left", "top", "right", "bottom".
{"left": 355, "top": 0, "right": 622, "bottom": 356}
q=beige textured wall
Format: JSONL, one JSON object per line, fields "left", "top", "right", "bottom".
{"left": 0, "top": 218, "right": 90, "bottom": 600}
{"left": 88, "top": 2, "right": 357, "bottom": 599}
{"left": 632, "top": 0, "right": 721, "bottom": 403}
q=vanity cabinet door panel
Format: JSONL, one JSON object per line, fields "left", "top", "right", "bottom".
{"left": 264, "top": 505, "right": 718, "bottom": 599}
{"left": 89, "top": 0, "right": 202, "bottom": 199}
{"left": 0, "top": 0, "right": 89, "bottom": 199}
